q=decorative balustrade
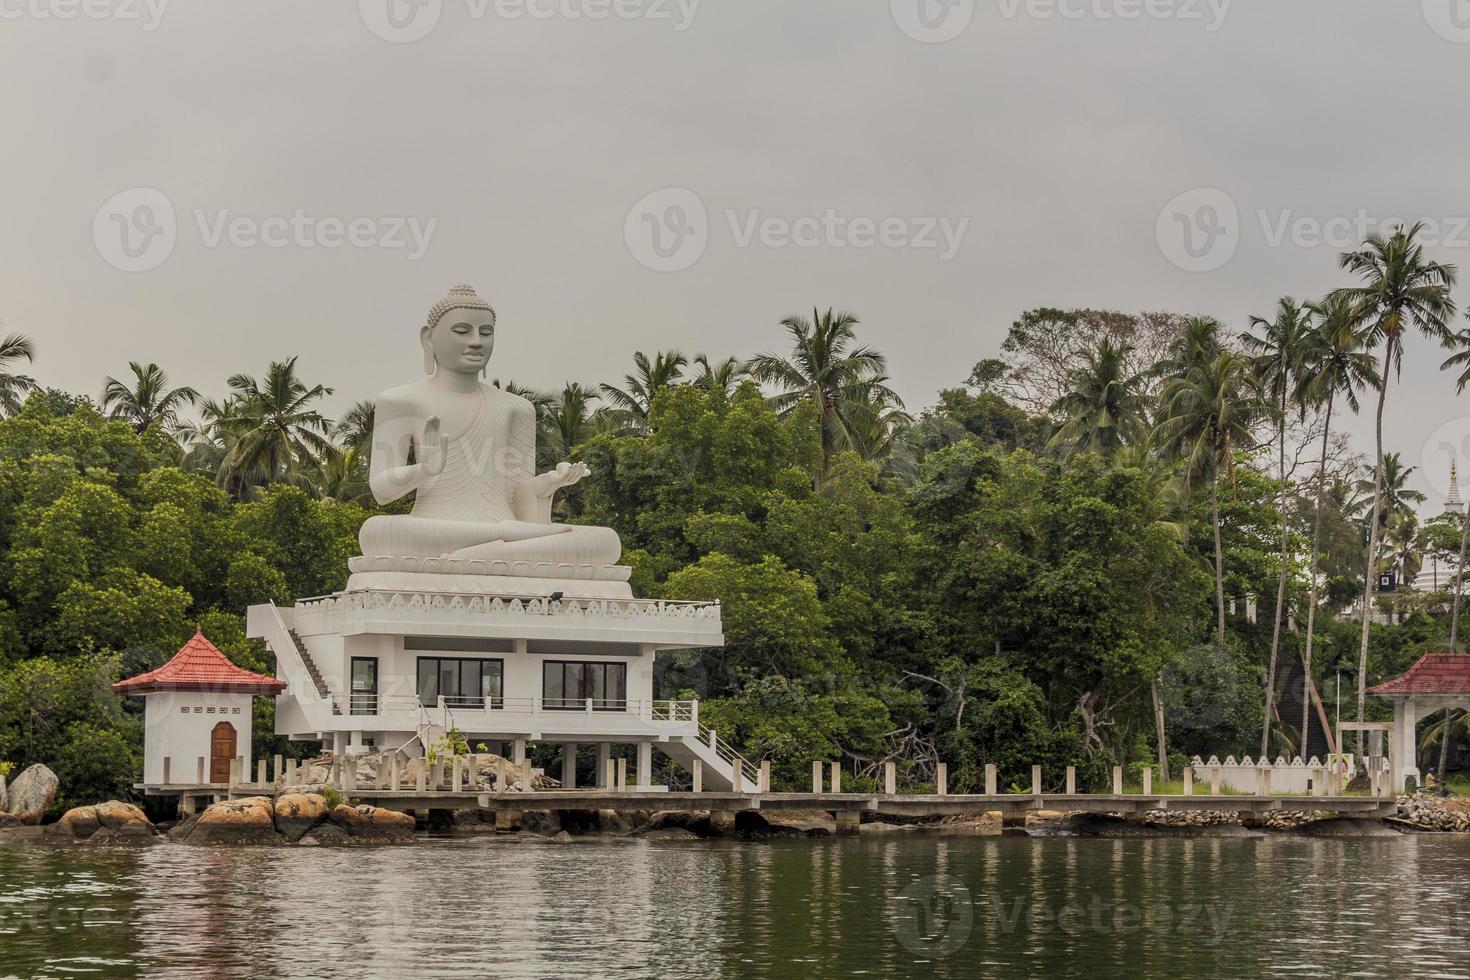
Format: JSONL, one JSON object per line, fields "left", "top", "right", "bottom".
{"left": 1190, "top": 753, "right": 1388, "bottom": 796}
{"left": 296, "top": 590, "right": 721, "bottom": 623}
{"left": 329, "top": 693, "right": 700, "bottom": 723}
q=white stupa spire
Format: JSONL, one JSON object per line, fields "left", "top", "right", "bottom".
{"left": 1446, "top": 463, "right": 1464, "bottom": 515}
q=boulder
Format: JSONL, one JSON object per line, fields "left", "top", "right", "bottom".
{"left": 858, "top": 821, "right": 913, "bottom": 834}
{"left": 932, "top": 812, "right": 1003, "bottom": 836}
{"left": 328, "top": 804, "right": 415, "bottom": 842}
{"left": 273, "top": 794, "right": 330, "bottom": 843}
{"left": 50, "top": 806, "right": 101, "bottom": 839}
{"left": 184, "top": 797, "right": 282, "bottom": 845}
{"left": 549, "top": 830, "right": 573, "bottom": 843}
{"left": 7, "top": 764, "right": 58, "bottom": 825}
{"left": 754, "top": 809, "right": 836, "bottom": 836}
{"left": 518, "top": 809, "right": 562, "bottom": 836}
{"left": 298, "top": 822, "right": 353, "bottom": 847}
{"left": 0, "top": 812, "right": 24, "bottom": 831}
{"left": 95, "top": 801, "right": 150, "bottom": 832}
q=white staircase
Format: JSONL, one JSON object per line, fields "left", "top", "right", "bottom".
{"left": 246, "top": 602, "right": 337, "bottom": 732}
{"left": 659, "top": 724, "right": 760, "bottom": 793}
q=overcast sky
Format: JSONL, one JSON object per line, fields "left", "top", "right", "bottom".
{"left": 4, "top": 0, "right": 1470, "bottom": 510}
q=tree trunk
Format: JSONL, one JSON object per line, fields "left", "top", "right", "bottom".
{"left": 1355, "top": 340, "right": 1394, "bottom": 752}
{"left": 1152, "top": 675, "right": 1169, "bottom": 782}
{"left": 1262, "top": 389, "right": 1291, "bottom": 758}
{"left": 1212, "top": 478, "right": 1226, "bottom": 646}
{"left": 1436, "top": 709, "right": 1456, "bottom": 793}
{"left": 1300, "top": 394, "right": 1334, "bottom": 755}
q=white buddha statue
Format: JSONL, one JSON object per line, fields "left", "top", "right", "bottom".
{"left": 356, "top": 284, "right": 621, "bottom": 572}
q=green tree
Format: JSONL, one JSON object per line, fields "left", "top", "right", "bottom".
{"left": 100, "top": 362, "right": 199, "bottom": 433}
{"left": 0, "top": 333, "right": 38, "bottom": 416}
{"left": 212, "top": 357, "right": 335, "bottom": 497}
{"left": 1046, "top": 337, "right": 1148, "bottom": 456}
{"left": 599, "top": 350, "right": 687, "bottom": 429}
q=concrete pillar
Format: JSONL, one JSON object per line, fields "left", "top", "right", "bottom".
{"left": 1312, "top": 768, "right": 1326, "bottom": 797}
{"left": 1111, "top": 766, "right": 1123, "bottom": 795}
{"left": 512, "top": 738, "right": 527, "bottom": 765}
{"left": 1065, "top": 766, "right": 1076, "bottom": 795}
{"left": 495, "top": 809, "right": 520, "bottom": 831}
{"left": 1142, "top": 767, "right": 1152, "bottom": 796}
{"left": 344, "top": 756, "right": 357, "bottom": 791}
{"left": 708, "top": 811, "right": 735, "bottom": 835}
{"left": 834, "top": 810, "right": 860, "bottom": 836}
{"left": 604, "top": 758, "right": 616, "bottom": 791}
{"left": 616, "top": 757, "right": 628, "bottom": 791}
{"left": 984, "top": 764, "right": 997, "bottom": 796}
{"left": 389, "top": 753, "right": 401, "bottom": 791}
{"left": 162, "top": 757, "right": 172, "bottom": 786}
{"left": 415, "top": 765, "right": 427, "bottom": 793}
{"left": 562, "top": 744, "right": 578, "bottom": 789}
{"left": 494, "top": 757, "right": 506, "bottom": 793}
{"left": 430, "top": 760, "right": 444, "bottom": 792}
{"left": 1031, "top": 765, "right": 1042, "bottom": 796}
{"left": 228, "top": 757, "right": 241, "bottom": 789}
{"left": 692, "top": 759, "right": 703, "bottom": 793}
{"left": 637, "top": 742, "right": 653, "bottom": 789}
{"left": 1183, "top": 769, "right": 1193, "bottom": 796}
{"left": 811, "top": 761, "right": 823, "bottom": 793}
{"left": 596, "top": 744, "right": 612, "bottom": 789}
{"left": 936, "top": 763, "right": 948, "bottom": 796}
{"left": 885, "top": 762, "right": 897, "bottom": 796}
{"left": 256, "top": 760, "right": 267, "bottom": 785}
{"left": 452, "top": 758, "right": 463, "bottom": 793}
{"left": 197, "top": 757, "right": 205, "bottom": 784}
{"left": 760, "top": 759, "right": 771, "bottom": 794}
{"left": 1210, "top": 767, "right": 1221, "bottom": 796}
{"left": 829, "top": 762, "right": 841, "bottom": 794}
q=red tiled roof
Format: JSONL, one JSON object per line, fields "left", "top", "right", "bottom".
{"left": 112, "top": 631, "right": 286, "bottom": 696}
{"left": 1367, "top": 652, "right": 1470, "bottom": 696}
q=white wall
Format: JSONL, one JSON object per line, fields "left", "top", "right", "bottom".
{"left": 142, "top": 691, "right": 255, "bottom": 785}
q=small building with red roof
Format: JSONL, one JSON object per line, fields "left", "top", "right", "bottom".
{"left": 1367, "top": 652, "right": 1470, "bottom": 790}
{"left": 114, "top": 631, "right": 286, "bottom": 786}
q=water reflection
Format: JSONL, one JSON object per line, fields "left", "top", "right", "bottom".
{"left": 2, "top": 834, "right": 1469, "bottom": 978}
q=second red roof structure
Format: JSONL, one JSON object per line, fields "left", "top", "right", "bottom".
{"left": 1366, "top": 652, "right": 1470, "bottom": 696}
{"left": 112, "top": 631, "right": 286, "bottom": 696}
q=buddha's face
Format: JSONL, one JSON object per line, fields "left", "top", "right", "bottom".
{"left": 423, "top": 308, "right": 495, "bottom": 375}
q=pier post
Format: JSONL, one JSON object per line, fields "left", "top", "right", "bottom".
{"left": 562, "top": 744, "right": 578, "bottom": 789}
{"left": 984, "top": 764, "right": 997, "bottom": 796}
{"left": 452, "top": 758, "right": 463, "bottom": 793}
{"left": 1142, "top": 767, "right": 1152, "bottom": 796}
{"left": 1065, "top": 766, "right": 1076, "bottom": 795}
{"left": 811, "top": 761, "right": 823, "bottom": 793}
{"left": 616, "top": 757, "right": 627, "bottom": 791}
{"left": 761, "top": 760, "right": 772, "bottom": 794}
{"left": 163, "top": 757, "right": 172, "bottom": 786}
{"left": 273, "top": 754, "right": 283, "bottom": 785}
{"left": 1210, "top": 767, "right": 1220, "bottom": 796}
{"left": 885, "top": 762, "right": 897, "bottom": 796}
{"left": 494, "top": 758, "right": 506, "bottom": 794}
{"left": 1031, "top": 765, "right": 1041, "bottom": 796}
{"left": 604, "top": 758, "right": 616, "bottom": 791}
{"left": 284, "top": 758, "right": 295, "bottom": 786}
{"left": 1183, "top": 769, "right": 1193, "bottom": 796}
{"left": 596, "top": 744, "right": 611, "bottom": 789}
{"left": 693, "top": 759, "right": 703, "bottom": 793}
{"left": 639, "top": 743, "right": 654, "bottom": 790}
{"left": 1312, "top": 768, "right": 1325, "bottom": 797}
{"left": 829, "top": 762, "right": 841, "bottom": 794}
{"left": 512, "top": 739, "right": 527, "bottom": 765}
{"left": 936, "top": 763, "right": 948, "bottom": 796}
{"left": 834, "top": 810, "right": 860, "bottom": 836}
{"left": 1262, "top": 767, "right": 1272, "bottom": 796}
{"left": 495, "top": 809, "right": 521, "bottom": 831}
{"left": 256, "top": 759, "right": 267, "bottom": 785}
{"left": 197, "top": 756, "right": 205, "bottom": 784}
{"left": 344, "top": 756, "right": 357, "bottom": 792}
{"left": 389, "top": 753, "right": 400, "bottom": 791}
{"left": 1111, "top": 766, "right": 1123, "bottom": 795}
{"left": 229, "top": 757, "right": 241, "bottom": 790}
{"left": 416, "top": 764, "right": 427, "bottom": 793}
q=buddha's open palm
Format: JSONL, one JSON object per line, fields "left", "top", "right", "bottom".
{"left": 419, "top": 416, "right": 448, "bottom": 477}
{"left": 533, "top": 461, "right": 591, "bottom": 495}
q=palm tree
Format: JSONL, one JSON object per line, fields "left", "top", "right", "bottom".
{"left": 746, "top": 308, "right": 902, "bottom": 476}
{"left": 542, "top": 382, "right": 604, "bottom": 466}
{"left": 212, "top": 357, "right": 335, "bottom": 496}
{"left": 1335, "top": 222, "right": 1459, "bottom": 737}
{"left": 1294, "top": 295, "right": 1379, "bottom": 749}
{"left": 100, "top": 362, "right": 199, "bottom": 433}
{"left": 1046, "top": 337, "right": 1149, "bottom": 456}
{"left": 332, "top": 400, "right": 376, "bottom": 455}
{"left": 1155, "top": 350, "right": 1261, "bottom": 645}
{"left": 1241, "top": 298, "right": 1314, "bottom": 756}
{"left": 313, "top": 444, "right": 372, "bottom": 505}
{"left": 599, "top": 350, "right": 688, "bottom": 429}
{"left": 691, "top": 354, "right": 746, "bottom": 395}
{"left": 842, "top": 381, "right": 913, "bottom": 467}
{"left": 1154, "top": 316, "right": 1224, "bottom": 378}
{"left": 0, "top": 332, "right": 38, "bottom": 416}
{"left": 1356, "top": 452, "right": 1427, "bottom": 533}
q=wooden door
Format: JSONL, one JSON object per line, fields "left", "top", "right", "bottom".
{"left": 209, "top": 721, "right": 237, "bottom": 783}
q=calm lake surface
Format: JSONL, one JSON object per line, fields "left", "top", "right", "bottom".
{"left": 2, "top": 833, "right": 1468, "bottom": 979}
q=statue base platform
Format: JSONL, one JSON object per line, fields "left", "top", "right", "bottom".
{"left": 345, "top": 556, "right": 634, "bottom": 599}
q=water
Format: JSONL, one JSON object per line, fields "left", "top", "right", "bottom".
{"left": 2, "top": 833, "right": 1468, "bottom": 979}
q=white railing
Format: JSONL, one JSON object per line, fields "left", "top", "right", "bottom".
{"left": 296, "top": 590, "right": 721, "bottom": 623}
{"left": 331, "top": 694, "right": 700, "bottom": 723}
{"left": 700, "top": 721, "right": 759, "bottom": 789}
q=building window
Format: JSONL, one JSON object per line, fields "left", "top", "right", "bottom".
{"left": 543, "top": 661, "right": 627, "bottom": 710}
{"left": 416, "top": 657, "right": 503, "bottom": 709}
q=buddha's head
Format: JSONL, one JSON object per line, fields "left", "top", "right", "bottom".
{"left": 422, "top": 284, "right": 497, "bottom": 375}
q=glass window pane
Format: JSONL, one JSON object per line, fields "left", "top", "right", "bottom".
{"left": 590, "top": 664, "right": 606, "bottom": 702}
{"left": 440, "top": 662, "right": 458, "bottom": 699}
{"left": 611, "top": 664, "right": 626, "bottom": 703}
{"left": 483, "top": 662, "right": 502, "bottom": 699}
{"left": 418, "top": 659, "right": 437, "bottom": 705}
{"left": 544, "top": 662, "right": 562, "bottom": 701}
{"left": 461, "top": 661, "right": 480, "bottom": 701}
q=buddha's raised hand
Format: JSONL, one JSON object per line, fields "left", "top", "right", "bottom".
{"left": 532, "top": 460, "right": 591, "bottom": 496}
{"left": 419, "top": 416, "right": 448, "bottom": 477}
